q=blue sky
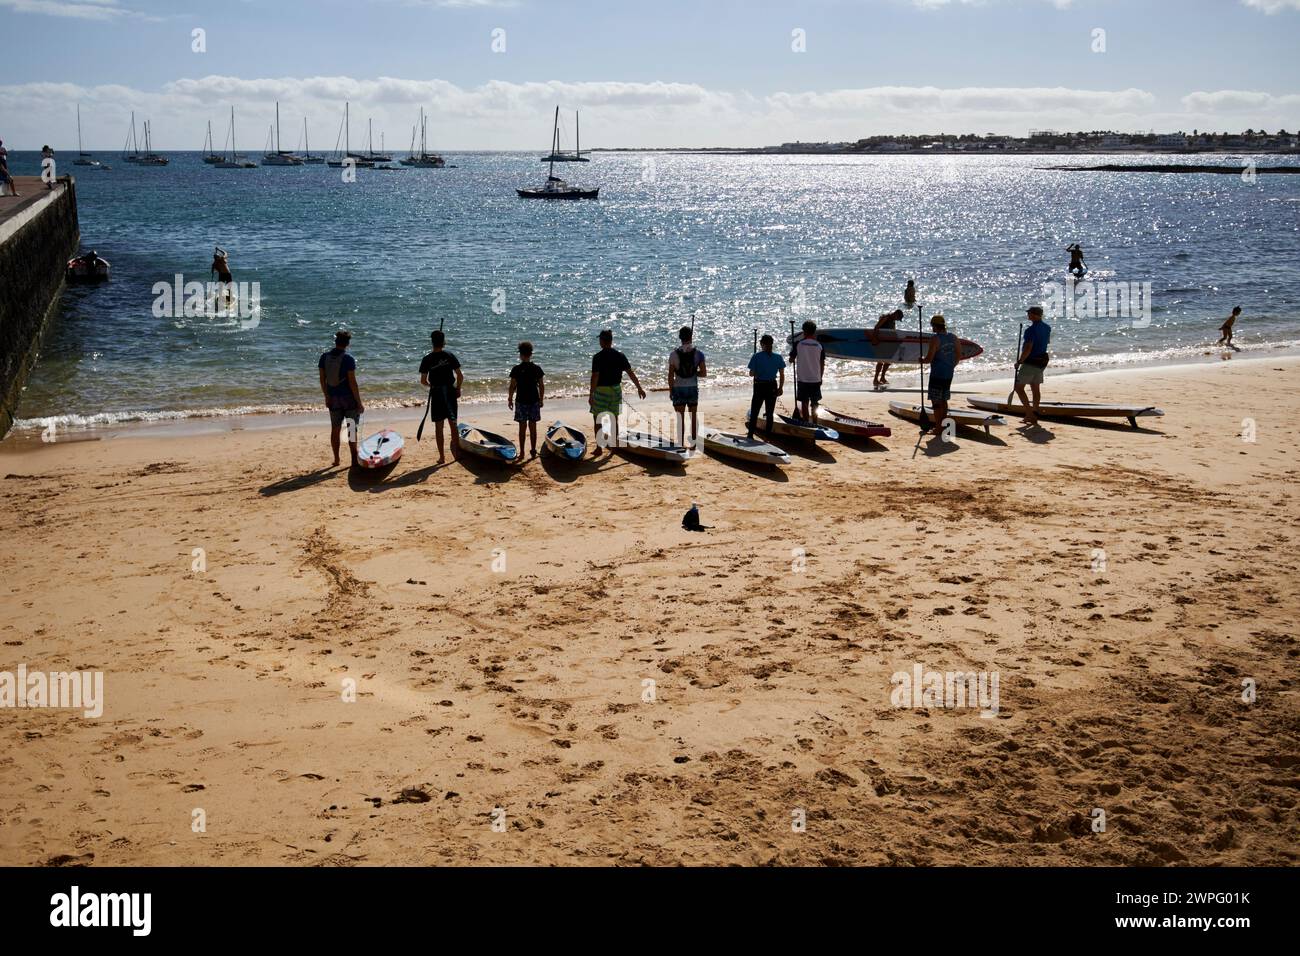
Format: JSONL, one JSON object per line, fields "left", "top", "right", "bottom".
{"left": 1, "top": 0, "right": 1298, "bottom": 148}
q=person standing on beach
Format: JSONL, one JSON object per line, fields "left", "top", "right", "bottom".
{"left": 508, "top": 341, "right": 544, "bottom": 460}
{"left": 0, "top": 140, "right": 17, "bottom": 197}
{"left": 419, "top": 329, "right": 463, "bottom": 464}
{"left": 1217, "top": 306, "right": 1241, "bottom": 347}
{"left": 589, "top": 329, "right": 646, "bottom": 457}
{"left": 921, "top": 314, "right": 960, "bottom": 437}
{"left": 40, "top": 145, "right": 55, "bottom": 189}
{"left": 870, "top": 310, "right": 903, "bottom": 390}
{"left": 667, "top": 325, "right": 706, "bottom": 447}
{"left": 746, "top": 334, "right": 785, "bottom": 439}
{"left": 791, "top": 320, "right": 825, "bottom": 421}
{"left": 1014, "top": 305, "right": 1051, "bottom": 428}
{"left": 319, "top": 330, "right": 363, "bottom": 467}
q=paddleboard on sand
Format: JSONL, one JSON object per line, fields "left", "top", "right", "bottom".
{"left": 749, "top": 413, "right": 839, "bottom": 442}
{"left": 967, "top": 397, "right": 1164, "bottom": 429}
{"left": 357, "top": 429, "right": 404, "bottom": 469}
{"left": 544, "top": 421, "right": 587, "bottom": 461}
{"left": 702, "top": 429, "right": 791, "bottom": 466}
{"left": 889, "top": 402, "right": 1005, "bottom": 434}
{"left": 620, "top": 430, "right": 692, "bottom": 463}
{"left": 457, "top": 422, "right": 518, "bottom": 462}
{"left": 789, "top": 329, "right": 984, "bottom": 364}
{"left": 816, "top": 407, "right": 892, "bottom": 439}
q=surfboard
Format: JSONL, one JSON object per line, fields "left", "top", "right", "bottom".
{"left": 357, "top": 429, "right": 404, "bottom": 469}
{"left": 967, "top": 397, "right": 1164, "bottom": 429}
{"left": 790, "top": 329, "right": 984, "bottom": 364}
{"left": 889, "top": 402, "right": 1005, "bottom": 434}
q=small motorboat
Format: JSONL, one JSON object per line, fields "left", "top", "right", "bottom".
{"left": 66, "top": 253, "right": 110, "bottom": 282}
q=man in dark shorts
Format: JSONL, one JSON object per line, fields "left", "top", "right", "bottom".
{"left": 318, "top": 330, "right": 363, "bottom": 467}
{"left": 1014, "top": 305, "right": 1052, "bottom": 428}
{"left": 790, "top": 319, "right": 825, "bottom": 421}
{"left": 667, "top": 325, "right": 707, "bottom": 448}
{"left": 746, "top": 334, "right": 785, "bottom": 439}
{"left": 508, "top": 341, "right": 544, "bottom": 459}
{"left": 419, "top": 329, "right": 463, "bottom": 464}
{"left": 588, "top": 329, "right": 646, "bottom": 457}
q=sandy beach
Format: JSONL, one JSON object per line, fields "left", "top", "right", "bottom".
{"left": 1, "top": 356, "right": 1296, "bottom": 867}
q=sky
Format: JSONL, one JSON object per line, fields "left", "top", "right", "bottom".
{"left": 0, "top": 0, "right": 1298, "bottom": 150}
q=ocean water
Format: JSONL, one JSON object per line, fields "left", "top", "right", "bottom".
{"left": 8, "top": 149, "right": 1300, "bottom": 431}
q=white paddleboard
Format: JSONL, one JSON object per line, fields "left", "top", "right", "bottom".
{"left": 358, "top": 429, "right": 404, "bottom": 469}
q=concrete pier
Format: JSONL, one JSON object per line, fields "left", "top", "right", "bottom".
{"left": 0, "top": 176, "right": 80, "bottom": 438}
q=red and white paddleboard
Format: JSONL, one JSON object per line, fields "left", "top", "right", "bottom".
{"left": 357, "top": 429, "right": 404, "bottom": 469}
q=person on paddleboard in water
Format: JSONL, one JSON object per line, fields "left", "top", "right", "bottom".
{"left": 210, "top": 246, "right": 235, "bottom": 309}
{"left": 1014, "top": 305, "right": 1051, "bottom": 428}
{"left": 870, "top": 309, "right": 904, "bottom": 390}
{"left": 921, "top": 314, "right": 961, "bottom": 438}
{"left": 318, "top": 330, "right": 364, "bottom": 467}
{"left": 419, "top": 329, "right": 463, "bottom": 464}
{"left": 1067, "top": 244, "right": 1087, "bottom": 278}
{"left": 904, "top": 279, "right": 917, "bottom": 308}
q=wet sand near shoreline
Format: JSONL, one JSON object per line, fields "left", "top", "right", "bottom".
{"left": 1, "top": 358, "right": 1296, "bottom": 866}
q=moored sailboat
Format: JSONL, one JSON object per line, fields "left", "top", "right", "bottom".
{"left": 517, "top": 107, "right": 599, "bottom": 199}
{"left": 540, "top": 110, "right": 590, "bottom": 162}
{"left": 399, "top": 108, "right": 446, "bottom": 168}
{"left": 74, "top": 105, "right": 100, "bottom": 167}
{"left": 215, "top": 107, "right": 257, "bottom": 168}
{"left": 262, "top": 102, "right": 304, "bottom": 166}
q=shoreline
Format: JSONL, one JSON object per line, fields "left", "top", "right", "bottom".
{"left": 7, "top": 345, "right": 1298, "bottom": 449}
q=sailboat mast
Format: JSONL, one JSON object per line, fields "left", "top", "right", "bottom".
{"left": 576, "top": 111, "right": 580, "bottom": 159}
{"left": 549, "top": 105, "right": 559, "bottom": 179}
{"left": 304, "top": 117, "right": 310, "bottom": 157}
{"left": 231, "top": 106, "right": 236, "bottom": 159}
{"left": 345, "top": 101, "right": 350, "bottom": 154}
{"left": 78, "top": 104, "right": 84, "bottom": 155}
{"left": 276, "top": 101, "right": 281, "bottom": 152}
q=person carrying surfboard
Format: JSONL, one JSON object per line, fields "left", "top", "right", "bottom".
{"left": 1067, "top": 244, "right": 1087, "bottom": 278}
{"left": 508, "top": 341, "right": 545, "bottom": 460}
{"left": 746, "top": 334, "right": 786, "bottom": 439}
{"left": 589, "top": 329, "right": 646, "bottom": 457}
{"left": 1217, "top": 306, "right": 1242, "bottom": 348}
{"left": 318, "top": 330, "right": 364, "bottom": 467}
{"left": 1014, "top": 305, "right": 1051, "bottom": 428}
{"left": 921, "top": 314, "right": 961, "bottom": 437}
{"left": 870, "top": 310, "right": 903, "bottom": 389}
{"left": 667, "top": 326, "right": 707, "bottom": 448}
{"left": 419, "top": 329, "right": 463, "bottom": 464}
{"left": 791, "top": 320, "right": 825, "bottom": 421}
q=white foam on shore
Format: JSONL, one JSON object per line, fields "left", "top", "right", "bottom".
{"left": 8, "top": 344, "right": 1299, "bottom": 444}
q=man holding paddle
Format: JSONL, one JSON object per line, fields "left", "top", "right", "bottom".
{"left": 1014, "top": 305, "right": 1051, "bottom": 428}
{"left": 418, "top": 329, "right": 463, "bottom": 463}
{"left": 319, "top": 330, "right": 364, "bottom": 467}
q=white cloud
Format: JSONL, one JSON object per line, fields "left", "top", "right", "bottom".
{"left": 3, "top": 76, "right": 1297, "bottom": 149}
{"left": 0, "top": 0, "right": 135, "bottom": 19}
{"left": 1239, "top": 0, "right": 1300, "bottom": 12}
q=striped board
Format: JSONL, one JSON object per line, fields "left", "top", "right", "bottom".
{"left": 357, "top": 429, "right": 404, "bottom": 469}
{"left": 457, "top": 422, "right": 518, "bottom": 462}
{"left": 749, "top": 413, "right": 839, "bottom": 442}
{"left": 543, "top": 421, "right": 587, "bottom": 461}
{"left": 620, "top": 430, "right": 691, "bottom": 463}
{"left": 816, "top": 407, "right": 892, "bottom": 439}
{"left": 702, "top": 429, "right": 791, "bottom": 466}
{"left": 889, "top": 402, "right": 1005, "bottom": 434}
{"left": 791, "top": 329, "right": 984, "bottom": 364}
{"left": 966, "top": 397, "right": 1165, "bottom": 429}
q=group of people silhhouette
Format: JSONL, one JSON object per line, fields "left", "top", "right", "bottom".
{"left": 313, "top": 262, "right": 1248, "bottom": 464}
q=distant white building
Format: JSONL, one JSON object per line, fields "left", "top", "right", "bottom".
{"left": 1100, "top": 134, "right": 1130, "bottom": 149}
{"left": 1155, "top": 133, "right": 1188, "bottom": 149}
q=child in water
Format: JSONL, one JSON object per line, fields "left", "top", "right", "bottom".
{"left": 1217, "top": 306, "right": 1242, "bottom": 348}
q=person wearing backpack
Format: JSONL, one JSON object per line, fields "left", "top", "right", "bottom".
{"left": 318, "top": 330, "right": 364, "bottom": 467}
{"left": 667, "top": 325, "right": 707, "bottom": 447}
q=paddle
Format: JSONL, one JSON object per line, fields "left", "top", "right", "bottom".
{"left": 912, "top": 304, "right": 926, "bottom": 459}
{"left": 416, "top": 317, "right": 445, "bottom": 442}
{"left": 1007, "top": 322, "right": 1023, "bottom": 406}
